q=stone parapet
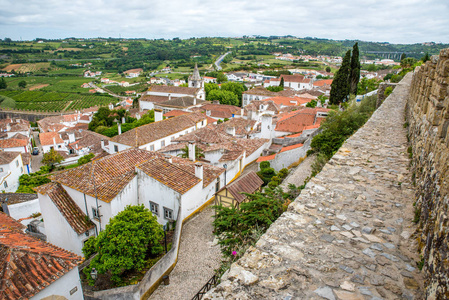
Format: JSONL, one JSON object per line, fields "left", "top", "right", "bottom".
{"left": 406, "top": 48, "right": 449, "bottom": 299}
{"left": 206, "top": 73, "right": 423, "bottom": 299}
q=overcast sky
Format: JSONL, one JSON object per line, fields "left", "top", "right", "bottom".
{"left": 1, "top": 0, "right": 448, "bottom": 44}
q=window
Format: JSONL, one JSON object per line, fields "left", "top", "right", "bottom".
{"left": 163, "top": 207, "right": 173, "bottom": 220}
{"left": 20, "top": 167, "right": 23, "bottom": 173}
{"left": 114, "top": 145, "right": 118, "bottom": 152}
{"left": 150, "top": 201, "right": 159, "bottom": 216}
{"left": 150, "top": 145, "right": 154, "bottom": 151}
{"left": 58, "top": 145, "right": 61, "bottom": 148}
{"left": 0, "top": 167, "right": 3, "bottom": 172}
{"left": 15, "top": 160, "right": 19, "bottom": 167}
{"left": 4, "top": 181, "right": 7, "bottom": 188}
{"left": 92, "top": 207, "right": 100, "bottom": 219}
{"left": 161, "top": 140, "right": 165, "bottom": 147}
{"left": 215, "top": 178, "right": 220, "bottom": 192}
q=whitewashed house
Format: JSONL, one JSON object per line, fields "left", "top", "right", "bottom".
{"left": 0, "top": 152, "right": 25, "bottom": 193}
{"left": 0, "top": 213, "right": 84, "bottom": 300}
{"left": 39, "top": 131, "right": 67, "bottom": 153}
{"left": 35, "top": 148, "right": 224, "bottom": 256}
{"left": 108, "top": 112, "right": 207, "bottom": 154}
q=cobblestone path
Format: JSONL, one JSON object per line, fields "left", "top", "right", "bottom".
{"left": 206, "top": 73, "right": 424, "bottom": 299}
{"left": 150, "top": 206, "right": 222, "bottom": 300}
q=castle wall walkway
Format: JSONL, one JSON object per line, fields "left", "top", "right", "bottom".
{"left": 205, "top": 72, "right": 424, "bottom": 299}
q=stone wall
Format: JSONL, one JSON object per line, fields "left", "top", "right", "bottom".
{"left": 205, "top": 73, "right": 424, "bottom": 299}
{"left": 406, "top": 48, "right": 449, "bottom": 299}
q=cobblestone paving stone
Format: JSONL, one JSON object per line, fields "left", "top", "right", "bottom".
{"left": 205, "top": 72, "right": 424, "bottom": 299}
{"left": 150, "top": 206, "right": 222, "bottom": 300}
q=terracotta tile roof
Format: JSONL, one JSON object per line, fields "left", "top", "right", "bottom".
{"left": 157, "top": 96, "right": 207, "bottom": 109}
{"left": 313, "top": 79, "right": 333, "bottom": 87}
{"left": 139, "top": 95, "right": 171, "bottom": 103}
{"left": 9, "top": 133, "right": 28, "bottom": 140}
{"left": 39, "top": 132, "right": 64, "bottom": 146}
{"left": 275, "top": 108, "right": 320, "bottom": 133}
{"left": 281, "top": 74, "right": 311, "bottom": 83}
{"left": 164, "top": 110, "right": 189, "bottom": 118}
{"left": 174, "top": 126, "right": 234, "bottom": 144}
{"left": 244, "top": 100, "right": 280, "bottom": 114}
{"left": 148, "top": 85, "right": 199, "bottom": 96}
{"left": 256, "top": 154, "right": 276, "bottom": 162}
{"left": 170, "top": 157, "right": 224, "bottom": 188}
{"left": 137, "top": 158, "right": 201, "bottom": 194}
{"left": 0, "top": 193, "right": 38, "bottom": 205}
{"left": 0, "top": 138, "right": 27, "bottom": 148}
{"left": 219, "top": 171, "right": 263, "bottom": 203}
{"left": 67, "top": 130, "right": 110, "bottom": 154}
{"left": 0, "top": 212, "right": 82, "bottom": 300}
{"left": 110, "top": 112, "right": 207, "bottom": 147}
{"left": 214, "top": 118, "right": 257, "bottom": 137}
{"left": 35, "top": 182, "right": 95, "bottom": 234}
{"left": 263, "top": 96, "right": 310, "bottom": 107}
{"left": 280, "top": 143, "right": 304, "bottom": 153}
{"left": 192, "top": 103, "right": 241, "bottom": 119}
{"left": 0, "top": 152, "right": 21, "bottom": 165}
{"left": 50, "top": 148, "right": 162, "bottom": 202}
{"left": 243, "top": 86, "right": 278, "bottom": 97}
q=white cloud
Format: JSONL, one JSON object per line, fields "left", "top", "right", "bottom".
{"left": 0, "top": 0, "right": 448, "bottom": 43}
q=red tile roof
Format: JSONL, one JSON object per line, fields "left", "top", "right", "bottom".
{"left": 164, "top": 110, "right": 189, "bottom": 118}
{"left": 170, "top": 157, "right": 225, "bottom": 188}
{"left": 280, "top": 143, "right": 303, "bottom": 153}
{"left": 50, "top": 148, "right": 162, "bottom": 202}
{"left": 281, "top": 74, "right": 311, "bottom": 83}
{"left": 35, "top": 182, "right": 95, "bottom": 234}
{"left": 219, "top": 171, "right": 263, "bottom": 203}
{"left": 39, "top": 132, "right": 64, "bottom": 146}
{"left": 0, "top": 139, "right": 27, "bottom": 148}
{"left": 262, "top": 96, "right": 310, "bottom": 107}
{"left": 137, "top": 158, "right": 201, "bottom": 194}
{"left": 256, "top": 154, "right": 276, "bottom": 162}
{"left": 0, "top": 212, "right": 82, "bottom": 300}
{"left": 313, "top": 79, "right": 333, "bottom": 87}
{"left": 110, "top": 112, "right": 207, "bottom": 147}
{"left": 275, "top": 108, "right": 320, "bottom": 133}
{"left": 0, "top": 152, "right": 21, "bottom": 165}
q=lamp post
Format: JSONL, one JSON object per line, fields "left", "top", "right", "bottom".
{"left": 223, "top": 163, "right": 227, "bottom": 186}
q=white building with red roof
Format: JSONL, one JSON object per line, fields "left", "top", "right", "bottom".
{"left": 0, "top": 212, "right": 84, "bottom": 300}
{"left": 39, "top": 131, "right": 67, "bottom": 153}
{"left": 0, "top": 152, "right": 25, "bottom": 193}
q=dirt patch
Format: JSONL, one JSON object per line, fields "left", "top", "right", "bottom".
{"left": 57, "top": 47, "right": 83, "bottom": 51}
{"left": 29, "top": 84, "right": 49, "bottom": 91}
{"left": 3, "top": 64, "right": 22, "bottom": 72}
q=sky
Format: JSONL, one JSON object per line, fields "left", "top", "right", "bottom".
{"left": 1, "top": 0, "right": 448, "bottom": 44}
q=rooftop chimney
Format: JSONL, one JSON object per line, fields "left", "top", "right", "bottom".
{"left": 101, "top": 139, "right": 105, "bottom": 150}
{"left": 195, "top": 162, "right": 203, "bottom": 181}
{"left": 206, "top": 110, "right": 211, "bottom": 116}
{"left": 122, "top": 117, "right": 126, "bottom": 124}
{"left": 1, "top": 199, "right": 10, "bottom": 216}
{"left": 154, "top": 109, "right": 163, "bottom": 122}
{"left": 118, "top": 123, "right": 122, "bottom": 135}
{"left": 188, "top": 141, "right": 196, "bottom": 161}
{"left": 53, "top": 137, "right": 56, "bottom": 146}
{"left": 226, "top": 126, "right": 236, "bottom": 136}
{"left": 165, "top": 155, "right": 172, "bottom": 163}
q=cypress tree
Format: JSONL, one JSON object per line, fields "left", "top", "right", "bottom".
{"left": 280, "top": 77, "right": 284, "bottom": 88}
{"left": 350, "top": 43, "right": 361, "bottom": 94}
{"left": 329, "top": 50, "right": 351, "bottom": 105}
{"left": 0, "top": 78, "right": 7, "bottom": 89}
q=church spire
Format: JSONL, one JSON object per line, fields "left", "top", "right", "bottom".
{"left": 192, "top": 63, "right": 201, "bottom": 81}
{"left": 189, "top": 63, "right": 203, "bottom": 88}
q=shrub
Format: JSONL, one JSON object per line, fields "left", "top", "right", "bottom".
{"left": 82, "top": 236, "right": 97, "bottom": 259}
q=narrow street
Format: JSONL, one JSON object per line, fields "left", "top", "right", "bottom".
{"left": 30, "top": 131, "right": 43, "bottom": 172}
{"left": 149, "top": 206, "right": 221, "bottom": 300}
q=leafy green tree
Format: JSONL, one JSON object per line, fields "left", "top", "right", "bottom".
{"left": 0, "top": 78, "right": 7, "bottom": 89}
{"left": 400, "top": 53, "right": 406, "bottom": 61}
{"left": 325, "top": 66, "right": 331, "bottom": 73}
{"left": 41, "top": 149, "right": 64, "bottom": 169}
{"left": 221, "top": 82, "right": 247, "bottom": 104}
{"left": 18, "top": 80, "right": 27, "bottom": 88}
{"left": 84, "top": 205, "right": 164, "bottom": 284}
{"left": 329, "top": 50, "right": 351, "bottom": 105}
{"left": 257, "top": 161, "right": 277, "bottom": 185}
{"left": 357, "top": 77, "right": 381, "bottom": 95}
{"left": 349, "top": 43, "right": 360, "bottom": 95}
{"left": 208, "top": 89, "right": 239, "bottom": 106}
{"left": 205, "top": 83, "right": 219, "bottom": 100}
{"left": 421, "top": 52, "right": 430, "bottom": 63}
{"left": 177, "top": 145, "right": 205, "bottom": 159}
{"left": 266, "top": 86, "right": 283, "bottom": 92}
{"left": 401, "top": 57, "right": 417, "bottom": 69}
{"left": 78, "top": 153, "right": 95, "bottom": 165}
{"left": 306, "top": 99, "right": 317, "bottom": 108}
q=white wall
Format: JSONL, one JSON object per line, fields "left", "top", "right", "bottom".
{"left": 137, "top": 169, "right": 181, "bottom": 225}
{"left": 2, "top": 146, "right": 28, "bottom": 153}
{"left": 139, "top": 100, "right": 155, "bottom": 111}
{"left": 180, "top": 181, "right": 205, "bottom": 220}
{"left": 108, "top": 141, "right": 131, "bottom": 154}
{"left": 8, "top": 198, "right": 40, "bottom": 220}
{"left": 110, "top": 177, "right": 139, "bottom": 217}
{"left": 38, "top": 193, "right": 93, "bottom": 256}
{"left": 0, "top": 154, "right": 25, "bottom": 192}
{"left": 42, "top": 142, "right": 67, "bottom": 154}
{"left": 30, "top": 267, "right": 83, "bottom": 300}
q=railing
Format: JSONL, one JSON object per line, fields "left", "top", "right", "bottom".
{"left": 191, "top": 274, "right": 219, "bottom": 300}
